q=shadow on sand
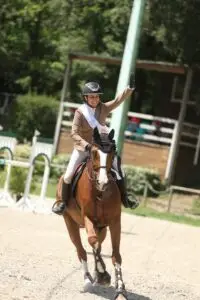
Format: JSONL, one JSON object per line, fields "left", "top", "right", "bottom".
{"left": 46, "top": 270, "right": 152, "bottom": 300}
{"left": 82, "top": 284, "right": 152, "bottom": 300}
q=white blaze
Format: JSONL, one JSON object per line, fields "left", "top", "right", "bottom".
{"left": 98, "top": 150, "right": 108, "bottom": 185}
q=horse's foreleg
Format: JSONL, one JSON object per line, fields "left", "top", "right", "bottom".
{"left": 63, "top": 213, "right": 93, "bottom": 290}
{"left": 84, "top": 217, "right": 111, "bottom": 286}
{"left": 109, "top": 218, "right": 127, "bottom": 300}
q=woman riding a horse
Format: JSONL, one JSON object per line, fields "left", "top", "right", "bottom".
{"left": 52, "top": 81, "right": 137, "bottom": 215}
{"left": 53, "top": 81, "right": 139, "bottom": 299}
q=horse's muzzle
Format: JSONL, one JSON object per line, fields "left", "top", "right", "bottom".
{"left": 96, "top": 180, "right": 108, "bottom": 192}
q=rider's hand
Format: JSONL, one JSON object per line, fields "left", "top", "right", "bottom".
{"left": 125, "top": 86, "right": 134, "bottom": 97}
{"left": 85, "top": 144, "right": 92, "bottom": 152}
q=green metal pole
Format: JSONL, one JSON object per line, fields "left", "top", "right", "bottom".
{"left": 110, "top": 0, "right": 146, "bottom": 155}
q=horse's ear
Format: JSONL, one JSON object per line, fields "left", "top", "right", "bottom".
{"left": 93, "top": 127, "right": 101, "bottom": 143}
{"left": 108, "top": 129, "right": 115, "bottom": 141}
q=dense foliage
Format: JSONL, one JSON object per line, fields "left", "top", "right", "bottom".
{"left": 8, "top": 94, "right": 58, "bottom": 142}
{"left": 1, "top": 0, "right": 200, "bottom": 95}
{"left": 1, "top": 0, "right": 200, "bottom": 138}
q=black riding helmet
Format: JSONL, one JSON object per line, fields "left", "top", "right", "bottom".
{"left": 82, "top": 82, "right": 103, "bottom": 95}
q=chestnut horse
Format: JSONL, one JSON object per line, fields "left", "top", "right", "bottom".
{"left": 56, "top": 128, "right": 128, "bottom": 300}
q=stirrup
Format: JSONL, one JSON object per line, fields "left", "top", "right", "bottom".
{"left": 125, "top": 191, "right": 140, "bottom": 209}
{"left": 52, "top": 200, "right": 66, "bottom": 215}
{"left": 126, "top": 198, "right": 139, "bottom": 209}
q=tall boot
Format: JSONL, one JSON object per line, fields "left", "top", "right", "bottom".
{"left": 117, "top": 178, "right": 139, "bottom": 209}
{"left": 52, "top": 182, "right": 71, "bottom": 215}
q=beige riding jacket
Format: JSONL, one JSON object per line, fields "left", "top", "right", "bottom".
{"left": 71, "top": 88, "right": 133, "bottom": 151}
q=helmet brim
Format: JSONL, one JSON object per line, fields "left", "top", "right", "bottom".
{"left": 83, "top": 93, "right": 103, "bottom": 95}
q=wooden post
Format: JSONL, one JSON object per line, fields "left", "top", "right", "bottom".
{"left": 53, "top": 55, "right": 72, "bottom": 154}
{"left": 143, "top": 181, "right": 148, "bottom": 207}
{"left": 167, "top": 187, "right": 173, "bottom": 212}
{"left": 165, "top": 68, "right": 193, "bottom": 185}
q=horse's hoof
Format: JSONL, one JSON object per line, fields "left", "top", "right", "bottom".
{"left": 94, "top": 270, "right": 111, "bottom": 286}
{"left": 82, "top": 272, "right": 94, "bottom": 292}
{"left": 83, "top": 278, "right": 94, "bottom": 292}
{"left": 114, "top": 290, "right": 128, "bottom": 300}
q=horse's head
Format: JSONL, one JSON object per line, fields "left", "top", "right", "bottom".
{"left": 90, "top": 127, "right": 116, "bottom": 191}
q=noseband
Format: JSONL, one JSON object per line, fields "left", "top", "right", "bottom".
{"left": 95, "top": 166, "right": 107, "bottom": 170}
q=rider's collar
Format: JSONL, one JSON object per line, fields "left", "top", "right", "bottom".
{"left": 85, "top": 102, "right": 99, "bottom": 110}
{"left": 86, "top": 104, "right": 96, "bottom": 115}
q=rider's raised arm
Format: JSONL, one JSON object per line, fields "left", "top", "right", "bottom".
{"left": 104, "top": 87, "right": 134, "bottom": 114}
{"left": 70, "top": 110, "right": 89, "bottom": 151}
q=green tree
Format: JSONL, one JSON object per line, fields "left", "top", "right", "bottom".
{"left": 149, "top": 0, "right": 200, "bottom": 64}
{"left": 1, "top": 0, "right": 200, "bottom": 108}
{"left": 9, "top": 94, "right": 58, "bottom": 141}
{"left": 0, "top": 0, "right": 65, "bottom": 94}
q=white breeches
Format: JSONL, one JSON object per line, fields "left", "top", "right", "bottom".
{"left": 63, "top": 149, "right": 122, "bottom": 184}
{"left": 63, "top": 149, "right": 88, "bottom": 183}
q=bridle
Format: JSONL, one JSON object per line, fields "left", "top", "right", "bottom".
{"left": 87, "top": 149, "right": 113, "bottom": 181}
{"left": 94, "top": 166, "right": 107, "bottom": 170}
{"left": 87, "top": 137, "right": 116, "bottom": 182}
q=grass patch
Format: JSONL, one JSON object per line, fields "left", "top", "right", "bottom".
{"left": 25, "top": 181, "right": 200, "bottom": 227}
{"left": 191, "top": 198, "right": 200, "bottom": 216}
{"left": 31, "top": 180, "right": 57, "bottom": 198}
{"left": 123, "top": 206, "right": 200, "bottom": 227}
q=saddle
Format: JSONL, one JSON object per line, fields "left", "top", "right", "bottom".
{"left": 71, "top": 162, "right": 87, "bottom": 197}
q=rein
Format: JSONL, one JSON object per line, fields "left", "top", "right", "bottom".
{"left": 86, "top": 156, "right": 109, "bottom": 177}
{"left": 84, "top": 137, "right": 116, "bottom": 228}
{"left": 94, "top": 166, "right": 107, "bottom": 170}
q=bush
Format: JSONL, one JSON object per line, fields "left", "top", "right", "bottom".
{"left": 32, "top": 154, "right": 70, "bottom": 180}
{"left": 9, "top": 94, "right": 59, "bottom": 142}
{"left": 33, "top": 155, "right": 48, "bottom": 177}
{"left": 123, "top": 165, "right": 164, "bottom": 197}
{"left": 10, "top": 167, "right": 27, "bottom": 195}
{"left": 0, "top": 170, "right": 6, "bottom": 188}
{"left": 50, "top": 154, "right": 70, "bottom": 179}
{"left": 15, "top": 144, "right": 31, "bottom": 159}
{"left": 191, "top": 198, "right": 200, "bottom": 215}
{"left": 9, "top": 167, "right": 36, "bottom": 198}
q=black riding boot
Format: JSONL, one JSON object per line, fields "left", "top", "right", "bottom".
{"left": 52, "top": 182, "right": 71, "bottom": 215}
{"left": 114, "top": 155, "right": 139, "bottom": 209}
{"left": 117, "top": 178, "right": 139, "bottom": 209}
